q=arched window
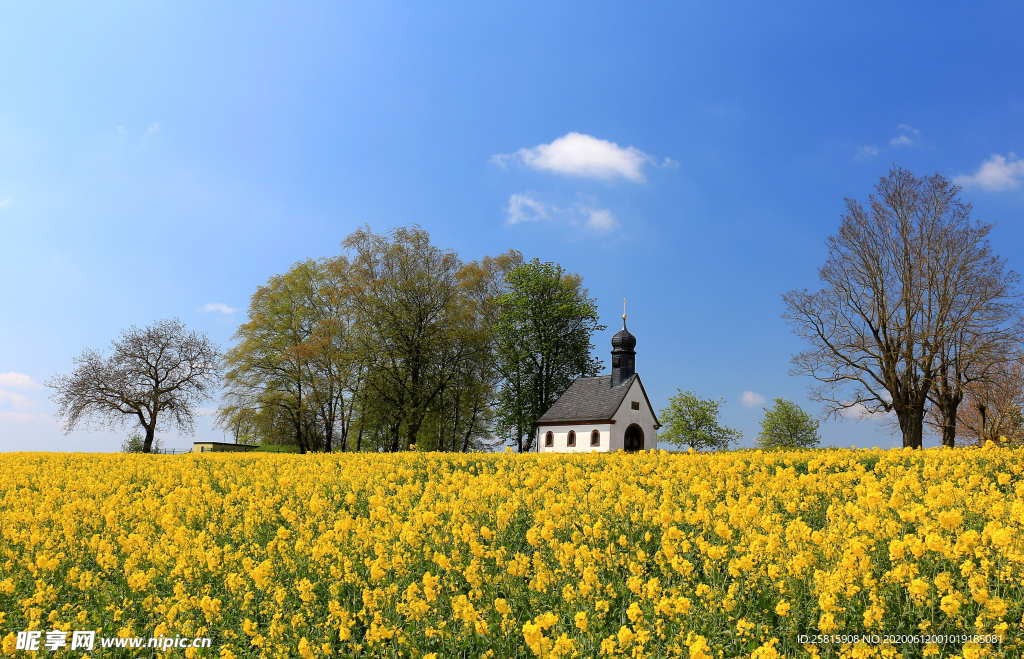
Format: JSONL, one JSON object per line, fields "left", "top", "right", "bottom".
{"left": 544, "top": 431, "right": 554, "bottom": 447}
{"left": 566, "top": 430, "right": 576, "bottom": 447}
{"left": 591, "top": 429, "right": 600, "bottom": 446}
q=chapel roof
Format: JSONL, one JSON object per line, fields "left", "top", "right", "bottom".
{"left": 536, "top": 374, "right": 638, "bottom": 425}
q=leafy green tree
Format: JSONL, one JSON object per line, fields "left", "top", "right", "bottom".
{"left": 658, "top": 390, "right": 741, "bottom": 451}
{"left": 221, "top": 260, "right": 327, "bottom": 453}
{"left": 343, "top": 226, "right": 480, "bottom": 451}
{"left": 756, "top": 398, "right": 821, "bottom": 449}
{"left": 493, "top": 259, "right": 605, "bottom": 452}
{"left": 426, "top": 251, "right": 520, "bottom": 452}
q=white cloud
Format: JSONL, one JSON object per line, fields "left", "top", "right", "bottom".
{"left": 740, "top": 391, "right": 766, "bottom": 407}
{"left": 0, "top": 197, "right": 11, "bottom": 209}
{"left": 0, "top": 410, "right": 36, "bottom": 423}
{"left": 505, "top": 193, "right": 550, "bottom": 224}
{"left": 839, "top": 403, "right": 890, "bottom": 420}
{"left": 145, "top": 122, "right": 161, "bottom": 136}
{"left": 857, "top": 124, "right": 921, "bottom": 160}
{"left": 0, "top": 389, "right": 33, "bottom": 411}
{"left": 954, "top": 153, "right": 1024, "bottom": 191}
{"left": 855, "top": 145, "right": 880, "bottom": 160}
{"left": 889, "top": 124, "right": 920, "bottom": 147}
{"left": 200, "top": 302, "right": 237, "bottom": 314}
{"left": 504, "top": 194, "right": 620, "bottom": 234}
{"left": 581, "top": 207, "right": 619, "bottom": 233}
{"left": 492, "top": 132, "right": 659, "bottom": 182}
{"left": 0, "top": 372, "right": 41, "bottom": 390}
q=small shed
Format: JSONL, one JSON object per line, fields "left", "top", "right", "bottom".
{"left": 191, "top": 441, "right": 259, "bottom": 453}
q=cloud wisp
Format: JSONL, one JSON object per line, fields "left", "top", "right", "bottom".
{"left": 955, "top": 153, "right": 1024, "bottom": 191}
{"left": 199, "top": 303, "right": 237, "bottom": 315}
{"left": 856, "top": 124, "right": 921, "bottom": 160}
{"left": 506, "top": 193, "right": 550, "bottom": 224}
{"left": 889, "top": 124, "right": 920, "bottom": 147}
{"left": 740, "top": 391, "right": 766, "bottom": 408}
{"left": 838, "top": 403, "right": 891, "bottom": 421}
{"left": 0, "top": 372, "right": 41, "bottom": 390}
{"left": 492, "top": 132, "right": 669, "bottom": 182}
{"left": 504, "top": 193, "right": 620, "bottom": 234}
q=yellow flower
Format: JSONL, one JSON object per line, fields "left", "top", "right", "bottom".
{"left": 908, "top": 578, "right": 929, "bottom": 599}
{"left": 2, "top": 633, "right": 17, "bottom": 656}
{"left": 939, "top": 593, "right": 962, "bottom": 617}
{"left": 250, "top": 560, "right": 273, "bottom": 590}
{"left": 551, "top": 634, "right": 575, "bottom": 657}
{"left": 686, "top": 633, "right": 712, "bottom": 659}
{"left": 3, "top": 444, "right": 1024, "bottom": 656}
{"left": 751, "top": 638, "right": 781, "bottom": 659}
{"left": 937, "top": 509, "right": 963, "bottom": 530}
{"left": 522, "top": 622, "right": 548, "bottom": 656}
{"left": 536, "top": 612, "right": 557, "bottom": 630}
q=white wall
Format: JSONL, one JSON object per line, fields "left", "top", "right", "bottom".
{"left": 537, "top": 423, "right": 612, "bottom": 453}
{"left": 609, "top": 377, "right": 659, "bottom": 451}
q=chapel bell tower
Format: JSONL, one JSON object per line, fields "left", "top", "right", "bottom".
{"left": 610, "top": 298, "right": 636, "bottom": 387}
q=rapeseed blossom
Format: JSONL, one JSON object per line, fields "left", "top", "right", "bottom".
{"left": 0, "top": 447, "right": 1021, "bottom": 656}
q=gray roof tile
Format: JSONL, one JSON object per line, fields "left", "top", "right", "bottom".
{"left": 536, "top": 374, "right": 637, "bottom": 424}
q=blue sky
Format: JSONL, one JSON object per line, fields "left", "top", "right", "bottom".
{"left": 3, "top": 2, "right": 1024, "bottom": 451}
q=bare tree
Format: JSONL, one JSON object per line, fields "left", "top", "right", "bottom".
{"left": 49, "top": 319, "right": 220, "bottom": 452}
{"left": 928, "top": 324, "right": 1020, "bottom": 447}
{"left": 784, "top": 168, "right": 1018, "bottom": 448}
{"left": 931, "top": 358, "right": 1024, "bottom": 445}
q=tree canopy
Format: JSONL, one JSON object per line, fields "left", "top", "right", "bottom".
{"left": 756, "top": 398, "right": 821, "bottom": 449}
{"left": 49, "top": 319, "right": 220, "bottom": 453}
{"left": 492, "top": 258, "right": 605, "bottom": 452}
{"left": 784, "top": 167, "right": 1020, "bottom": 448}
{"left": 220, "top": 226, "right": 534, "bottom": 452}
{"left": 658, "top": 390, "right": 741, "bottom": 451}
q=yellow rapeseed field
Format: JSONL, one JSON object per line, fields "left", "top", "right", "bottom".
{"left": 1, "top": 446, "right": 1022, "bottom": 657}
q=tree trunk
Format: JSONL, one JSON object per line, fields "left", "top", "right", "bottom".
{"left": 977, "top": 402, "right": 988, "bottom": 444}
{"left": 405, "top": 417, "right": 422, "bottom": 451}
{"left": 939, "top": 403, "right": 957, "bottom": 447}
{"left": 143, "top": 424, "right": 156, "bottom": 453}
{"left": 897, "top": 405, "right": 925, "bottom": 449}
{"left": 294, "top": 415, "right": 307, "bottom": 454}
{"left": 324, "top": 412, "right": 334, "bottom": 453}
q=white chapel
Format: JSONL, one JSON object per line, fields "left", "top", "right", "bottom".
{"left": 536, "top": 308, "right": 659, "bottom": 453}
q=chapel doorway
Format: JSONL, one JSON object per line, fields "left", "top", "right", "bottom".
{"left": 624, "top": 424, "right": 644, "bottom": 452}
